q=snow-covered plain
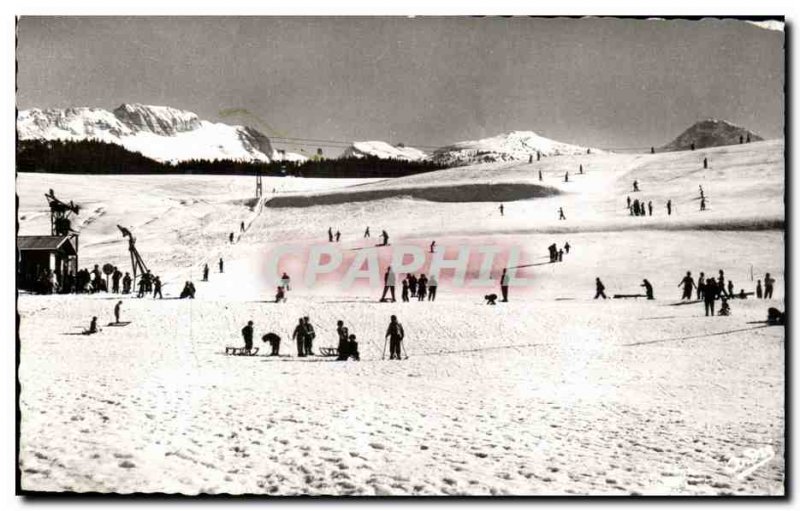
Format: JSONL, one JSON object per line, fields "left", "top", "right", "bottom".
{"left": 17, "top": 140, "right": 785, "bottom": 495}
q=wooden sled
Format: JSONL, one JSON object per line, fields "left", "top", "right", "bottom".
{"left": 667, "top": 300, "right": 702, "bottom": 306}
{"left": 107, "top": 321, "right": 132, "bottom": 327}
{"left": 319, "top": 347, "right": 339, "bottom": 357}
{"left": 225, "top": 347, "right": 259, "bottom": 356}
{"left": 613, "top": 294, "right": 646, "bottom": 299}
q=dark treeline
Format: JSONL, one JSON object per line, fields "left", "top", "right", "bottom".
{"left": 16, "top": 139, "right": 447, "bottom": 178}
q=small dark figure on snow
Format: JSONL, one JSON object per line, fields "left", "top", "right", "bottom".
{"left": 764, "top": 273, "right": 775, "bottom": 299}
{"left": 666, "top": 199, "right": 672, "bottom": 216}
{"left": 402, "top": 276, "right": 410, "bottom": 302}
{"left": 641, "top": 279, "right": 654, "bottom": 300}
{"left": 114, "top": 301, "right": 122, "bottom": 324}
{"left": 153, "top": 276, "right": 163, "bottom": 299}
{"left": 557, "top": 249, "right": 563, "bottom": 262}
{"left": 293, "top": 318, "right": 307, "bottom": 357}
{"left": 328, "top": 227, "right": 333, "bottom": 242}
{"left": 428, "top": 275, "right": 438, "bottom": 301}
{"left": 500, "top": 268, "right": 510, "bottom": 302}
{"left": 122, "top": 272, "right": 132, "bottom": 294}
{"left": 203, "top": 264, "right": 209, "bottom": 281}
{"left": 364, "top": 227, "right": 370, "bottom": 238}
{"left": 303, "top": 317, "right": 316, "bottom": 356}
{"left": 336, "top": 321, "right": 349, "bottom": 359}
{"left": 564, "top": 242, "right": 570, "bottom": 254}
{"left": 499, "top": 204, "right": 504, "bottom": 216}
{"left": 704, "top": 277, "right": 718, "bottom": 316}
{"left": 579, "top": 164, "right": 583, "bottom": 174}
{"left": 756, "top": 280, "right": 763, "bottom": 299}
{"left": 678, "top": 271, "right": 696, "bottom": 300}
{"left": 485, "top": 293, "right": 498, "bottom": 305}
{"left": 242, "top": 321, "right": 254, "bottom": 353}
{"left": 409, "top": 274, "right": 418, "bottom": 297}
{"left": 633, "top": 180, "right": 639, "bottom": 192}
{"left": 558, "top": 207, "right": 566, "bottom": 220}
{"left": 219, "top": 258, "right": 224, "bottom": 273}
{"left": 262, "top": 333, "right": 281, "bottom": 356}
{"left": 718, "top": 298, "right": 730, "bottom": 316}
{"left": 275, "top": 286, "right": 286, "bottom": 303}
{"left": 767, "top": 307, "right": 785, "bottom": 325}
{"left": 648, "top": 201, "right": 653, "bottom": 216}
{"left": 538, "top": 170, "right": 543, "bottom": 181}
{"left": 697, "top": 272, "right": 706, "bottom": 300}
{"left": 703, "top": 157, "right": 708, "bottom": 169}
{"left": 229, "top": 232, "right": 234, "bottom": 243}
{"left": 430, "top": 241, "right": 436, "bottom": 253}
{"left": 595, "top": 278, "right": 607, "bottom": 299}
{"left": 564, "top": 171, "right": 569, "bottom": 183}
{"left": 84, "top": 316, "right": 100, "bottom": 335}
{"left": 700, "top": 198, "right": 706, "bottom": 211}
{"left": 380, "top": 266, "right": 397, "bottom": 302}
{"left": 335, "top": 230, "right": 341, "bottom": 242}
{"left": 627, "top": 196, "right": 631, "bottom": 208}
{"left": 386, "top": 315, "right": 405, "bottom": 360}
{"left": 381, "top": 230, "right": 389, "bottom": 246}
{"left": 727, "top": 280, "right": 734, "bottom": 298}
{"left": 417, "top": 274, "right": 428, "bottom": 302}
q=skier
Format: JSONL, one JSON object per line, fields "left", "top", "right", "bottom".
{"left": 292, "top": 318, "right": 307, "bottom": 357}
{"left": 648, "top": 201, "right": 653, "bottom": 216}
{"left": 579, "top": 164, "right": 583, "bottom": 174}
{"left": 385, "top": 315, "right": 405, "bottom": 360}
{"left": 335, "top": 230, "right": 341, "bottom": 242}
{"left": 557, "top": 248, "right": 564, "bottom": 262}
{"left": 500, "top": 268, "right": 510, "bottom": 302}
{"left": 499, "top": 204, "right": 504, "bottom": 216}
{"left": 627, "top": 196, "right": 631, "bottom": 208}
{"left": 240, "top": 221, "right": 245, "bottom": 232}
{"left": 364, "top": 227, "right": 370, "bottom": 238}
{"left": 699, "top": 185, "right": 705, "bottom": 199}
{"left": 229, "top": 232, "right": 234, "bottom": 243}
{"left": 84, "top": 316, "right": 100, "bottom": 335}
{"left": 703, "top": 157, "right": 708, "bottom": 169}
{"left": 718, "top": 298, "right": 731, "bottom": 316}
{"left": 633, "top": 180, "right": 639, "bottom": 192}
{"left": 538, "top": 170, "right": 543, "bottom": 181}
{"left": 727, "top": 280, "right": 734, "bottom": 299}
{"left": 380, "top": 266, "right": 397, "bottom": 302}
{"left": 219, "top": 258, "right": 224, "bottom": 273}
{"left": 281, "top": 272, "right": 291, "bottom": 291}
{"left": 241, "top": 321, "right": 254, "bottom": 354}
{"left": 717, "top": 271, "right": 727, "bottom": 298}
{"left": 153, "top": 276, "right": 163, "bottom": 299}
{"left": 641, "top": 279, "right": 654, "bottom": 300}
{"left": 262, "top": 332, "right": 281, "bottom": 356}
{"left": 428, "top": 274, "right": 438, "bottom": 301}
{"left": 678, "top": 271, "right": 696, "bottom": 300}
{"left": 401, "top": 276, "right": 410, "bottom": 302}
{"left": 430, "top": 241, "right": 436, "bottom": 253}
{"left": 697, "top": 272, "right": 706, "bottom": 300}
{"left": 112, "top": 267, "right": 121, "bottom": 293}
{"left": 700, "top": 197, "right": 706, "bottom": 211}
{"left": 417, "top": 274, "right": 428, "bottom": 301}
{"left": 564, "top": 171, "right": 569, "bottom": 182}
{"left": 122, "top": 272, "right": 132, "bottom": 294}
{"left": 381, "top": 230, "right": 389, "bottom": 246}
{"left": 336, "top": 320, "right": 349, "bottom": 360}
{"left": 303, "top": 317, "right": 316, "bottom": 356}
{"left": 704, "top": 278, "right": 718, "bottom": 316}
{"left": 328, "top": 227, "right": 333, "bottom": 242}
{"left": 595, "top": 278, "right": 607, "bottom": 299}
{"left": 564, "top": 242, "right": 571, "bottom": 254}
{"left": 114, "top": 300, "right": 122, "bottom": 324}
{"left": 558, "top": 207, "right": 566, "bottom": 220}
{"left": 756, "top": 279, "right": 763, "bottom": 299}
{"left": 203, "top": 264, "right": 209, "bottom": 281}
{"left": 764, "top": 273, "right": 775, "bottom": 299}
{"left": 409, "top": 274, "right": 418, "bottom": 298}
{"left": 666, "top": 199, "right": 672, "bottom": 216}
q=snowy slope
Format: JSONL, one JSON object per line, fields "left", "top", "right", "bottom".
{"left": 17, "top": 104, "right": 275, "bottom": 164}
{"left": 340, "top": 141, "right": 428, "bottom": 161}
{"left": 432, "top": 130, "right": 601, "bottom": 167}
{"left": 16, "top": 140, "right": 785, "bottom": 495}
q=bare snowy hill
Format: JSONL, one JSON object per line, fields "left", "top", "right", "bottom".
{"left": 431, "top": 130, "right": 601, "bottom": 167}
{"left": 340, "top": 141, "right": 428, "bottom": 161}
{"left": 662, "top": 119, "right": 764, "bottom": 152}
{"left": 17, "top": 104, "right": 276, "bottom": 164}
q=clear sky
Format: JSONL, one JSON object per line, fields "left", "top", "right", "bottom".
{"left": 17, "top": 16, "right": 784, "bottom": 154}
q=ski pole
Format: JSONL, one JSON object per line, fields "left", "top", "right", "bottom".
{"left": 382, "top": 337, "right": 388, "bottom": 360}
{"left": 401, "top": 340, "right": 409, "bottom": 360}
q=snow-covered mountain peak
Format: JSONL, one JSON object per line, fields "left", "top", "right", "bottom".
{"left": 340, "top": 141, "right": 428, "bottom": 161}
{"left": 112, "top": 104, "right": 202, "bottom": 136}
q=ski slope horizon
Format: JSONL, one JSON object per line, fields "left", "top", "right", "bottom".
{"left": 16, "top": 139, "right": 785, "bottom": 495}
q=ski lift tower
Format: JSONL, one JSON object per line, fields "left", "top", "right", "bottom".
{"left": 117, "top": 225, "right": 149, "bottom": 285}
{"left": 44, "top": 189, "right": 80, "bottom": 268}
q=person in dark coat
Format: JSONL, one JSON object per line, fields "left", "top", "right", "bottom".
{"left": 557, "top": 249, "right": 564, "bottom": 262}
{"left": 648, "top": 201, "right": 653, "bottom": 216}
{"left": 697, "top": 272, "right": 706, "bottom": 300}
{"left": 262, "top": 333, "right": 281, "bottom": 356}
{"left": 303, "top": 317, "right": 316, "bottom": 356}
{"left": 84, "top": 316, "right": 100, "bottom": 335}
{"left": 114, "top": 301, "right": 122, "bottom": 324}
{"left": 756, "top": 279, "right": 763, "bottom": 299}
{"left": 364, "top": 227, "right": 370, "bottom": 238}
{"left": 417, "top": 274, "right": 428, "bottom": 301}
{"left": 328, "top": 227, "right": 333, "bottom": 242}
{"left": 335, "top": 231, "right": 341, "bottom": 242}
{"left": 704, "top": 277, "right": 718, "bottom": 316}
{"left": 229, "top": 232, "right": 234, "bottom": 243}
{"left": 219, "top": 258, "right": 224, "bottom": 273}
{"left": 641, "top": 279, "right": 654, "bottom": 300}
{"left": 678, "top": 271, "right": 696, "bottom": 300}
{"left": 112, "top": 267, "right": 122, "bottom": 293}
{"left": 595, "top": 278, "right": 607, "bottom": 299}
{"left": 727, "top": 280, "right": 734, "bottom": 299}
{"left": 203, "top": 264, "right": 209, "bottom": 281}
{"left": 564, "top": 242, "right": 570, "bottom": 254}
{"left": 241, "top": 321, "right": 254, "bottom": 353}
{"left": 381, "top": 230, "right": 389, "bottom": 246}
{"left": 667, "top": 199, "right": 672, "bottom": 216}
{"left": 336, "top": 321, "right": 349, "bottom": 360}
{"left": 386, "top": 315, "right": 405, "bottom": 360}
{"left": 401, "top": 276, "right": 410, "bottom": 302}
{"left": 764, "top": 273, "right": 775, "bottom": 299}
{"left": 292, "top": 318, "right": 307, "bottom": 357}
{"left": 346, "top": 334, "right": 360, "bottom": 361}
{"left": 500, "top": 268, "right": 510, "bottom": 302}
{"left": 122, "top": 272, "right": 132, "bottom": 294}
{"left": 153, "top": 276, "right": 163, "bottom": 299}
{"left": 409, "top": 274, "right": 418, "bottom": 297}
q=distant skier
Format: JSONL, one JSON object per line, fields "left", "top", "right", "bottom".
{"left": 430, "top": 240, "right": 436, "bottom": 253}
{"left": 700, "top": 198, "right": 706, "bottom": 211}
{"left": 627, "top": 196, "right": 631, "bottom": 208}
{"left": 428, "top": 274, "right": 438, "bottom": 301}
{"left": 499, "top": 204, "right": 504, "bottom": 216}
{"left": 152, "top": 276, "right": 163, "bottom": 299}
{"left": 764, "top": 273, "right": 775, "bottom": 299}
{"left": 704, "top": 278, "right": 718, "bottom": 316}
{"left": 564, "top": 171, "right": 569, "bottom": 183}
{"left": 529, "top": 154, "right": 534, "bottom": 163}
{"left": 558, "top": 207, "right": 566, "bottom": 220}
{"left": 241, "top": 321, "right": 254, "bottom": 354}
{"left": 595, "top": 278, "right": 607, "bottom": 299}
{"left": 381, "top": 230, "right": 389, "bottom": 246}
{"left": 564, "top": 241, "right": 570, "bottom": 254}
{"left": 557, "top": 248, "right": 564, "bottom": 262}
{"left": 678, "top": 271, "right": 696, "bottom": 300}
{"left": 648, "top": 201, "right": 653, "bottom": 216}
{"left": 699, "top": 185, "right": 705, "bottom": 199}
{"left": 401, "top": 276, "right": 410, "bottom": 302}
{"left": 328, "top": 227, "right": 333, "bottom": 242}
{"left": 538, "top": 170, "right": 543, "bottom": 181}
{"left": 666, "top": 200, "right": 672, "bottom": 216}
{"left": 385, "top": 315, "right": 405, "bottom": 360}
{"left": 122, "top": 272, "right": 132, "bottom": 294}
{"left": 292, "top": 318, "right": 307, "bottom": 357}
{"left": 203, "top": 264, "right": 209, "bottom": 281}
{"left": 500, "top": 268, "right": 510, "bottom": 302}
{"left": 727, "top": 280, "right": 734, "bottom": 299}
{"left": 697, "top": 272, "right": 706, "bottom": 300}
{"left": 303, "top": 316, "right": 316, "bottom": 356}
{"left": 240, "top": 221, "right": 245, "bottom": 232}
{"left": 219, "top": 258, "right": 224, "bottom": 273}
{"left": 364, "top": 227, "right": 370, "bottom": 238}
{"left": 84, "top": 316, "right": 100, "bottom": 335}
{"left": 417, "top": 274, "right": 427, "bottom": 301}
{"left": 756, "top": 279, "right": 763, "bottom": 299}
{"left": 229, "top": 232, "right": 234, "bottom": 243}
{"left": 281, "top": 272, "right": 291, "bottom": 291}
{"left": 262, "top": 332, "right": 281, "bottom": 356}
{"left": 335, "top": 230, "right": 341, "bottom": 242}
{"left": 579, "top": 164, "right": 583, "bottom": 174}
{"left": 703, "top": 157, "right": 708, "bottom": 169}
{"left": 114, "top": 300, "right": 122, "bottom": 324}
{"left": 633, "top": 180, "right": 639, "bottom": 192}
{"left": 380, "top": 266, "right": 396, "bottom": 302}
{"left": 641, "top": 279, "right": 654, "bottom": 300}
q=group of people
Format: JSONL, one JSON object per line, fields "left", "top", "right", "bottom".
{"left": 379, "top": 267, "right": 439, "bottom": 302}
{"left": 275, "top": 272, "right": 291, "bottom": 302}
{"left": 328, "top": 227, "right": 390, "bottom": 246}
{"left": 548, "top": 241, "right": 570, "bottom": 263}
{"left": 238, "top": 315, "right": 405, "bottom": 361}
{"left": 627, "top": 196, "right": 653, "bottom": 217}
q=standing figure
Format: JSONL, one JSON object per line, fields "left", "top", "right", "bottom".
{"left": 385, "top": 315, "right": 405, "bottom": 360}
{"left": 727, "top": 280, "right": 734, "bottom": 298}
{"left": 219, "top": 258, "right": 224, "bottom": 273}
{"left": 627, "top": 196, "right": 631, "bottom": 208}
{"left": 281, "top": 272, "right": 291, "bottom": 291}
{"left": 328, "top": 227, "right": 333, "bottom": 242}
{"left": 428, "top": 274, "right": 438, "bottom": 301}
{"left": 364, "top": 227, "right": 370, "bottom": 238}
{"left": 417, "top": 274, "right": 428, "bottom": 301}
{"left": 700, "top": 198, "right": 706, "bottom": 211}
{"left": 703, "top": 277, "right": 718, "bottom": 316}
{"left": 153, "top": 276, "right": 163, "bottom": 299}
{"left": 595, "top": 278, "right": 607, "bottom": 299}
{"left": 641, "top": 279, "right": 654, "bottom": 300}
{"left": 633, "top": 180, "right": 639, "bottom": 192}
{"left": 703, "top": 157, "right": 708, "bottom": 169}
{"left": 666, "top": 200, "right": 672, "bottom": 216}
{"left": 538, "top": 170, "right": 543, "bottom": 181}
{"left": 229, "top": 232, "right": 234, "bottom": 243}
{"left": 756, "top": 279, "right": 763, "bottom": 299}
{"left": 579, "top": 164, "right": 583, "bottom": 174}
{"left": 303, "top": 317, "right": 316, "bottom": 356}
{"left": 381, "top": 230, "right": 389, "bottom": 246}
{"left": 335, "top": 230, "right": 341, "bottom": 242}
{"left": 499, "top": 204, "right": 504, "bottom": 216}
{"left": 764, "top": 273, "right": 775, "bottom": 299}
{"left": 678, "top": 271, "right": 696, "bottom": 300}
{"left": 263, "top": 333, "right": 281, "bottom": 356}
{"left": 648, "top": 201, "right": 653, "bottom": 216}
{"left": 241, "top": 321, "right": 254, "bottom": 354}
{"left": 564, "top": 171, "right": 569, "bottom": 182}
{"left": 122, "top": 272, "right": 132, "bottom": 294}
{"left": 557, "top": 248, "right": 564, "bottom": 262}
{"left": 336, "top": 321, "right": 349, "bottom": 360}
{"left": 697, "top": 272, "right": 705, "bottom": 300}
{"left": 558, "top": 207, "right": 566, "bottom": 220}
{"left": 203, "top": 264, "right": 209, "bottom": 281}
{"left": 114, "top": 300, "right": 122, "bottom": 324}
{"left": 240, "top": 221, "right": 245, "bottom": 232}
{"left": 112, "top": 267, "right": 122, "bottom": 293}
{"left": 380, "top": 266, "right": 397, "bottom": 302}
{"left": 430, "top": 241, "right": 436, "bottom": 253}
{"left": 401, "top": 276, "right": 410, "bottom": 302}
{"left": 292, "top": 318, "right": 307, "bottom": 357}
{"left": 564, "top": 242, "right": 571, "bottom": 254}
{"left": 409, "top": 274, "right": 418, "bottom": 298}
{"left": 500, "top": 268, "right": 510, "bottom": 302}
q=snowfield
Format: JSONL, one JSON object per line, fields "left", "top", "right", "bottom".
{"left": 16, "top": 139, "right": 785, "bottom": 495}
